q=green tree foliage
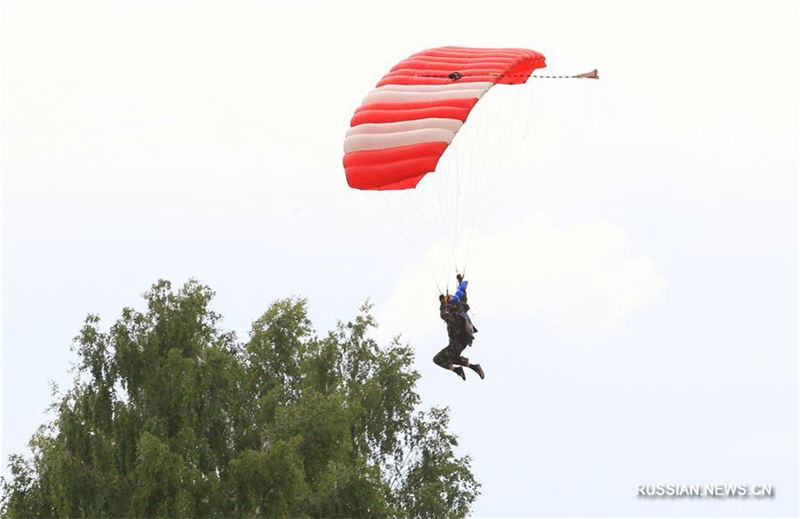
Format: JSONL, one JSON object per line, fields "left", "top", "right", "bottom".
{"left": 1, "top": 280, "right": 479, "bottom": 518}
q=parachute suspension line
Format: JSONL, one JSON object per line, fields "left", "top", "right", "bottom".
{"left": 402, "top": 193, "right": 427, "bottom": 270}
{"left": 404, "top": 74, "right": 553, "bottom": 284}
{"left": 449, "top": 143, "right": 459, "bottom": 277}
{"left": 369, "top": 195, "right": 420, "bottom": 267}
{"left": 448, "top": 83, "right": 491, "bottom": 276}
{"left": 414, "top": 184, "right": 448, "bottom": 289}
{"left": 454, "top": 153, "right": 462, "bottom": 267}
{"left": 370, "top": 191, "right": 442, "bottom": 291}
{"left": 454, "top": 109, "right": 472, "bottom": 277}
{"left": 435, "top": 164, "right": 455, "bottom": 285}
{"left": 480, "top": 79, "right": 544, "bottom": 233}
{"left": 454, "top": 71, "right": 553, "bottom": 278}
{"left": 463, "top": 87, "right": 485, "bottom": 273}
{"left": 460, "top": 85, "right": 513, "bottom": 269}
{"left": 409, "top": 186, "right": 432, "bottom": 259}
{"left": 433, "top": 148, "right": 450, "bottom": 286}
{"left": 458, "top": 109, "right": 480, "bottom": 278}
{"left": 458, "top": 87, "right": 489, "bottom": 276}
{"left": 472, "top": 91, "right": 509, "bottom": 253}
{"left": 458, "top": 98, "right": 475, "bottom": 276}
{"left": 469, "top": 87, "right": 492, "bottom": 272}
{"left": 463, "top": 78, "right": 548, "bottom": 272}
{"left": 480, "top": 79, "right": 545, "bottom": 253}
{"left": 452, "top": 113, "right": 470, "bottom": 281}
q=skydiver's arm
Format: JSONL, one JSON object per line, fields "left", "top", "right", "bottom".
{"left": 451, "top": 279, "right": 469, "bottom": 306}
{"left": 451, "top": 280, "right": 467, "bottom": 301}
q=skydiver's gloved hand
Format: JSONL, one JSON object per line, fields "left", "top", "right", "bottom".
{"left": 456, "top": 273, "right": 463, "bottom": 283}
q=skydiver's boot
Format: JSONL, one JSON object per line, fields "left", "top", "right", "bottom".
{"left": 453, "top": 366, "right": 466, "bottom": 381}
{"left": 468, "top": 363, "right": 485, "bottom": 380}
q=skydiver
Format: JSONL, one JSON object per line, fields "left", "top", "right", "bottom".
{"left": 433, "top": 275, "right": 484, "bottom": 381}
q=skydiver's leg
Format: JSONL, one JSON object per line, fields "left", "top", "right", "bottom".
{"left": 450, "top": 342, "right": 470, "bottom": 366}
{"left": 433, "top": 347, "right": 451, "bottom": 368}
{"left": 433, "top": 346, "right": 467, "bottom": 380}
{"left": 447, "top": 341, "right": 484, "bottom": 379}
{"left": 446, "top": 341, "right": 484, "bottom": 380}
{"left": 452, "top": 355, "right": 470, "bottom": 366}
{"left": 451, "top": 346, "right": 476, "bottom": 381}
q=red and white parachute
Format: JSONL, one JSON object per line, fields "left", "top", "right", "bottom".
{"left": 344, "top": 47, "right": 545, "bottom": 190}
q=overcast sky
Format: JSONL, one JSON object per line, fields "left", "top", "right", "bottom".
{"left": 2, "top": 0, "right": 797, "bottom": 516}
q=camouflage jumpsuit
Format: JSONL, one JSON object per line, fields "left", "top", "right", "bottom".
{"left": 433, "top": 294, "right": 476, "bottom": 369}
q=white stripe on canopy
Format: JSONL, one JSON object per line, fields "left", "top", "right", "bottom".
{"left": 346, "top": 117, "right": 463, "bottom": 137}
{"left": 344, "top": 127, "right": 456, "bottom": 153}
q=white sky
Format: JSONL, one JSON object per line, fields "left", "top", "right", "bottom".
{"left": 2, "top": 0, "right": 797, "bottom": 516}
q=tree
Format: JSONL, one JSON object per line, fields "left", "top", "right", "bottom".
{"left": 1, "top": 280, "right": 480, "bottom": 518}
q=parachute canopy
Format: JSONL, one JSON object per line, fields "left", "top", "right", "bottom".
{"left": 343, "top": 46, "right": 546, "bottom": 190}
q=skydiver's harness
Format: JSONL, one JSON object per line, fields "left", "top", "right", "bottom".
{"left": 443, "top": 280, "right": 475, "bottom": 349}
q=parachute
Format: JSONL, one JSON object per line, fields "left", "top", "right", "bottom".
{"left": 343, "top": 46, "right": 587, "bottom": 291}
{"left": 344, "top": 47, "right": 545, "bottom": 190}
